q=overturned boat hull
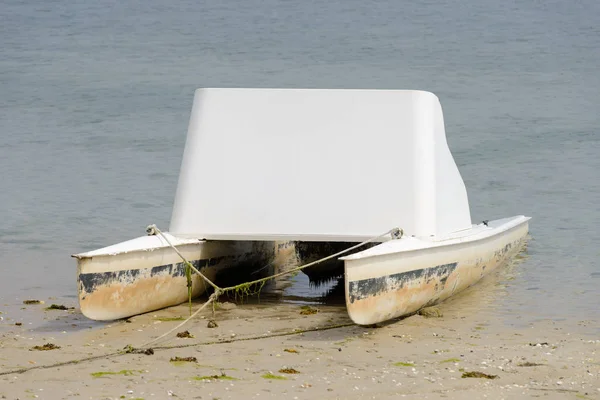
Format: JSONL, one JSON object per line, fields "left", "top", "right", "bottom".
{"left": 343, "top": 216, "right": 530, "bottom": 325}
{"left": 73, "top": 234, "right": 286, "bottom": 321}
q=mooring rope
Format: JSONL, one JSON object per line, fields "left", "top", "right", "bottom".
{"left": 140, "top": 293, "right": 218, "bottom": 347}
{"left": 0, "top": 226, "right": 402, "bottom": 377}
{"left": 145, "top": 225, "right": 221, "bottom": 293}
{"left": 146, "top": 224, "right": 400, "bottom": 299}
{"left": 142, "top": 224, "right": 401, "bottom": 347}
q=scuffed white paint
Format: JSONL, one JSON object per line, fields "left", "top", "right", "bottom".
{"left": 342, "top": 216, "right": 530, "bottom": 260}
{"left": 72, "top": 232, "right": 202, "bottom": 259}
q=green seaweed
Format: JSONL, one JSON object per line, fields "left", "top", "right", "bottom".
{"left": 91, "top": 369, "right": 140, "bottom": 378}
{"left": 170, "top": 361, "right": 189, "bottom": 367}
{"left": 261, "top": 373, "right": 288, "bottom": 380}
{"left": 418, "top": 307, "right": 443, "bottom": 318}
{"left": 155, "top": 316, "right": 185, "bottom": 322}
{"left": 440, "top": 358, "right": 461, "bottom": 363}
{"left": 393, "top": 362, "right": 415, "bottom": 367}
{"left": 230, "top": 280, "right": 267, "bottom": 303}
{"left": 192, "top": 374, "right": 238, "bottom": 381}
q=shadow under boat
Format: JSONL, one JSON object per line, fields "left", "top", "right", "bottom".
{"left": 293, "top": 241, "right": 378, "bottom": 284}
{"left": 212, "top": 240, "right": 376, "bottom": 304}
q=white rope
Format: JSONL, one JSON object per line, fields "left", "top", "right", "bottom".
{"left": 146, "top": 224, "right": 401, "bottom": 293}
{"left": 141, "top": 293, "right": 217, "bottom": 348}
{"left": 146, "top": 224, "right": 221, "bottom": 293}
{"left": 232, "top": 227, "right": 401, "bottom": 287}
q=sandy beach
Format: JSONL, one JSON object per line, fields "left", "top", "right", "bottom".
{"left": 2, "top": 0, "right": 600, "bottom": 399}
{"left": 1, "top": 274, "right": 598, "bottom": 400}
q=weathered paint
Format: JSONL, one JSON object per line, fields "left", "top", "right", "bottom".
{"left": 77, "top": 261, "right": 211, "bottom": 321}
{"left": 348, "top": 262, "right": 458, "bottom": 303}
{"left": 80, "top": 261, "right": 191, "bottom": 294}
{"left": 344, "top": 218, "right": 530, "bottom": 325}
{"left": 76, "top": 240, "right": 283, "bottom": 321}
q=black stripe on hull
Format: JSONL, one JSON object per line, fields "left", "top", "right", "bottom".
{"left": 347, "top": 262, "right": 458, "bottom": 304}
{"left": 78, "top": 257, "right": 226, "bottom": 295}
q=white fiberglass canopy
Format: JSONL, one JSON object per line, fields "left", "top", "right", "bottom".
{"left": 169, "top": 88, "right": 471, "bottom": 241}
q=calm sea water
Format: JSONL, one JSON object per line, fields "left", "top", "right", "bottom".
{"left": 1, "top": 0, "right": 598, "bottom": 330}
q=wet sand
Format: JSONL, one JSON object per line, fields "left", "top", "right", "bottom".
{"left": 1, "top": 280, "right": 599, "bottom": 400}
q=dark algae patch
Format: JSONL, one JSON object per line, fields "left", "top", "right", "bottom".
{"left": 30, "top": 343, "right": 60, "bottom": 351}
{"left": 123, "top": 345, "right": 154, "bottom": 355}
{"left": 23, "top": 300, "right": 44, "bottom": 305}
{"left": 193, "top": 373, "right": 237, "bottom": 381}
{"left": 299, "top": 306, "right": 318, "bottom": 315}
{"left": 170, "top": 356, "right": 198, "bottom": 363}
{"left": 45, "top": 304, "right": 74, "bottom": 310}
{"left": 207, "top": 320, "right": 218, "bottom": 328}
{"left": 518, "top": 361, "right": 545, "bottom": 367}
{"left": 279, "top": 368, "right": 300, "bottom": 374}
{"left": 461, "top": 371, "right": 498, "bottom": 379}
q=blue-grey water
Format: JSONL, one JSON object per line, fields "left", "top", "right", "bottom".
{"left": 1, "top": 0, "right": 598, "bottom": 331}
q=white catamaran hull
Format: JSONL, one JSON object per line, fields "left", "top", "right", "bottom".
{"left": 72, "top": 89, "right": 532, "bottom": 325}
{"left": 73, "top": 234, "right": 289, "bottom": 321}
{"left": 343, "top": 216, "right": 530, "bottom": 325}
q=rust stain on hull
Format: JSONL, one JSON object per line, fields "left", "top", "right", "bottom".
{"left": 77, "top": 241, "right": 284, "bottom": 321}
{"left": 78, "top": 261, "right": 215, "bottom": 321}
